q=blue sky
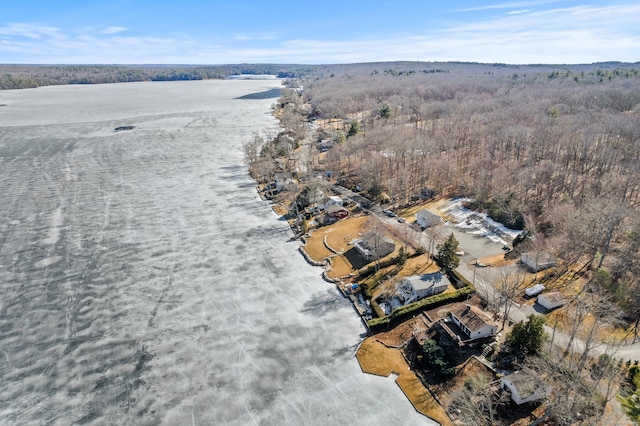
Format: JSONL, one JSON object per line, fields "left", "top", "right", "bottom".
{"left": 1, "top": 1, "right": 638, "bottom": 64}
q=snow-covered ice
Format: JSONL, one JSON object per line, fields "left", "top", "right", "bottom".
{"left": 0, "top": 81, "right": 434, "bottom": 425}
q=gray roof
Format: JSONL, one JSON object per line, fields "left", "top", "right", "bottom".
{"left": 403, "top": 273, "right": 450, "bottom": 292}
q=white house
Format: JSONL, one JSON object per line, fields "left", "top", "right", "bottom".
{"left": 537, "top": 291, "right": 567, "bottom": 310}
{"left": 395, "top": 273, "right": 450, "bottom": 305}
{"left": 521, "top": 252, "right": 556, "bottom": 272}
{"left": 273, "top": 172, "right": 293, "bottom": 192}
{"left": 501, "top": 372, "right": 548, "bottom": 405}
{"left": 317, "top": 195, "right": 343, "bottom": 211}
{"left": 416, "top": 209, "right": 442, "bottom": 228}
{"left": 450, "top": 304, "right": 498, "bottom": 341}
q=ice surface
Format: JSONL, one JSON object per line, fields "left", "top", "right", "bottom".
{"left": 0, "top": 81, "right": 434, "bottom": 425}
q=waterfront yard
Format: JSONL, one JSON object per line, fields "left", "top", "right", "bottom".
{"left": 356, "top": 334, "right": 452, "bottom": 426}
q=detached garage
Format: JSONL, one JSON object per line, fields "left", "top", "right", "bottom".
{"left": 537, "top": 291, "right": 567, "bottom": 311}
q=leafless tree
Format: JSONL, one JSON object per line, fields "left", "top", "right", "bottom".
{"left": 490, "top": 265, "right": 527, "bottom": 330}
{"left": 447, "top": 375, "right": 510, "bottom": 426}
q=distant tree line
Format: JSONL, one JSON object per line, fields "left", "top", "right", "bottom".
{"left": 0, "top": 64, "right": 317, "bottom": 90}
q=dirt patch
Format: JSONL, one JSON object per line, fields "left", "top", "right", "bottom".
{"left": 272, "top": 204, "right": 288, "bottom": 216}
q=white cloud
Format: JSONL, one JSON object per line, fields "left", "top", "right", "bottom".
{"left": 0, "top": 23, "right": 62, "bottom": 40}
{"left": 233, "top": 34, "right": 277, "bottom": 41}
{"left": 454, "top": 0, "right": 564, "bottom": 12}
{"left": 507, "top": 9, "right": 534, "bottom": 14}
{"left": 102, "top": 26, "right": 128, "bottom": 35}
{"left": 0, "top": 3, "right": 638, "bottom": 64}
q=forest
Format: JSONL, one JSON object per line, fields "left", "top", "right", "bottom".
{"left": 283, "top": 62, "right": 640, "bottom": 329}
{"left": 248, "top": 61, "right": 640, "bottom": 424}
{"left": 0, "top": 63, "right": 314, "bottom": 89}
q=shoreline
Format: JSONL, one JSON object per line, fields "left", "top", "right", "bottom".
{"left": 265, "top": 201, "right": 447, "bottom": 425}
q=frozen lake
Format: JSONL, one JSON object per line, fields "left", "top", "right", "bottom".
{"left": 0, "top": 81, "right": 433, "bottom": 425}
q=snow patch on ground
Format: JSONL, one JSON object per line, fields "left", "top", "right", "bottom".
{"left": 442, "top": 198, "right": 523, "bottom": 247}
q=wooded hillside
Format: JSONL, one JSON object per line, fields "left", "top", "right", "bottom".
{"left": 293, "top": 62, "right": 640, "bottom": 328}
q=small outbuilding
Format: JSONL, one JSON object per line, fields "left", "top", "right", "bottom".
{"left": 416, "top": 209, "right": 442, "bottom": 229}
{"left": 537, "top": 291, "right": 567, "bottom": 311}
{"left": 501, "top": 371, "right": 549, "bottom": 405}
{"left": 521, "top": 252, "right": 556, "bottom": 272}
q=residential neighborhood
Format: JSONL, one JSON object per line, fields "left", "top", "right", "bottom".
{"left": 246, "top": 79, "right": 640, "bottom": 426}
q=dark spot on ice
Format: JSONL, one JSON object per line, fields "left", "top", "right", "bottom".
{"left": 235, "top": 88, "right": 282, "bottom": 100}
{"left": 331, "top": 342, "right": 359, "bottom": 359}
{"left": 301, "top": 289, "right": 349, "bottom": 316}
{"left": 245, "top": 224, "right": 290, "bottom": 240}
{"left": 114, "top": 125, "right": 135, "bottom": 132}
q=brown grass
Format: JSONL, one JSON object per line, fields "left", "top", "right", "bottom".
{"left": 326, "top": 255, "right": 352, "bottom": 279}
{"left": 304, "top": 231, "right": 333, "bottom": 262}
{"left": 272, "top": 204, "right": 288, "bottom": 216}
{"left": 356, "top": 337, "right": 452, "bottom": 425}
{"left": 304, "top": 215, "right": 370, "bottom": 262}
{"left": 397, "top": 202, "right": 430, "bottom": 220}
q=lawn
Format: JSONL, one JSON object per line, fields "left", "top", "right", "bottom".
{"left": 304, "top": 215, "right": 370, "bottom": 262}
{"left": 356, "top": 337, "right": 453, "bottom": 425}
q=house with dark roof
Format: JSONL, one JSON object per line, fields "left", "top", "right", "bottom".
{"left": 354, "top": 231, "right": 395, "bottom": 261}
{"left": 449, "top": 304, "right": 498, "bottom": 341}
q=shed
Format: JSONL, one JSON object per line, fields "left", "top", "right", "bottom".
{"left": 501, "top": 371, "right": 549, "bottom": 405}
{"left": 537, "top": 291, "right": 567, "bottom": 310}
{"left": 521, "top": 252, "right": 556, "bottom": 272}
{"left": 416, "top": 209, "right": 442, "bottom": 229}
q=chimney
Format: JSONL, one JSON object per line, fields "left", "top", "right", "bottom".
{"left": 463, "top": 304, "right": 471, "bottom": 314}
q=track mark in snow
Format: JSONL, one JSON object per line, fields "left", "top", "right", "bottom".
{"left": 41, "top": 206, "right": 63, "bottom": 245}
{"left": 34, "top": 256, "right": 62, "bottom": 268}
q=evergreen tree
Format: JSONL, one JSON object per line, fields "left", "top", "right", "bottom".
{"left": 504, "top": 314, "right": 548, "bottom": 360}
{"left": 619, "top": 367, "right": 640, "bottom": 425}
{"left": 436, "top": 233, "right": 460, "bottom": 272}
{"left": 347, "top": 120, "right": 361, "bottom": 137}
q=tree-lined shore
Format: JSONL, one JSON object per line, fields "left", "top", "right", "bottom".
{"left": 246, "top": 61, "right": 640, "bottom": 425}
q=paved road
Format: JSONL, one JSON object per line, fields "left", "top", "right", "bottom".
{"left": 336, "top": 190, "right": 640, "bottom": 362}
{"left": 456, "top": 253, "right": 640, "bottom": 361}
